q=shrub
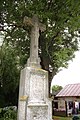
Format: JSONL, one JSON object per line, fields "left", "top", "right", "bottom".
{"left": 0, "top": 106, "right": 17, "bottom": 120}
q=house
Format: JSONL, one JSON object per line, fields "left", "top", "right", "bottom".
{"left": 53, "top": 83, "right": 80, "bottom": 116}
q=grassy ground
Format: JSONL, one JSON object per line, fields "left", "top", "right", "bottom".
{"left": 53, "top": 116, "right": 72, "bottom": 120}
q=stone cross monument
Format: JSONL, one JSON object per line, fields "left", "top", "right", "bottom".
{"left": 24, "top": 15, "right": 46, "bottom": 68}
{"left": 17, "top": 15, "right": 52, "bottom": 120}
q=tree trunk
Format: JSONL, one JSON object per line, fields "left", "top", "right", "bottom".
{"left": 39, "top": 33, "right": 56, "bottom": 97}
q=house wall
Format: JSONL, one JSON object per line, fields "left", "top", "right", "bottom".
{"left": 58, "top": 98, "right": 65, "bottom": 110}
{"left": 53, "top": 96, "right": 80, "bottom": 117}
{"left": 64, "top": 97, "right": 80, "bottom": 102}
{"left": 57, "top": 97, "right": 80, "bottom": 116}
{"left": 53, "top": 98, "right": 66, "bottom": 117}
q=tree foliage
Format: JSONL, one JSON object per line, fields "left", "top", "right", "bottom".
{"left": 0, "top": 43, "right": 20, "bottom": 107}
{"left": 52, "top": 85, "right": 63, "bottom": 95}
{"left": 0, "top": 0, "right": 80, "bottom": 106}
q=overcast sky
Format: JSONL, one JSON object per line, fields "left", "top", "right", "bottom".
{"left": 51, "top": 50, "right": 80, "bottom": 87}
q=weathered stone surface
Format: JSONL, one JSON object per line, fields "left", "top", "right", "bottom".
{"left": 27, "top": 105, "right": 48, "bottom": 120}
{"left": 18, "top": 101, "right": 26, "bottom": 120}
{"left": 24, "top": 15, "right": 46, "bottom": 68}
{"left": 17, "top": 67, "right": 52, "bottom": 120}
{"left": 29, "top": 68, "right": 48, "bottom": 104}
{"left": 17, "top": 67, "right": 30, "bottom": 120}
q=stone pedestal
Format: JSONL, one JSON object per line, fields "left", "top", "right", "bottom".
{"left": 17, "top": 67, "right": 52, "bottom": 120}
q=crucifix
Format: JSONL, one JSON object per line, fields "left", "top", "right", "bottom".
{"left": 23, "top": 15, "right": 46, "bottom": 67}
{"left": 18, "top": 15, "right": 52, "bottom": 120}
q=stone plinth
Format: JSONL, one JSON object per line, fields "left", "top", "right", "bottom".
{"left": 17, "top": 67, "right": 52, "bottom": 120}
{"left": 27, "top": 104, "right": 48, "bottom": 120}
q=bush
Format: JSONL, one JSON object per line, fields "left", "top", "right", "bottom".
{"left": 0, "top": 106, "right": 17, "bottom": 120}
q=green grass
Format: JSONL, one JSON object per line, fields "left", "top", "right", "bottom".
{"left": 53, "top": 116, "right": 72, "bottom": 120}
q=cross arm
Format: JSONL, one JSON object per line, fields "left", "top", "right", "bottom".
{"left": 39, "top": 23, "right": 46, "bottom": 32}
{"left": 23, "top": 16, "right": 34, "bottom": 27}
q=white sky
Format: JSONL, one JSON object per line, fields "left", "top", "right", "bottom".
{"left": 51, "top": 50, "right": 80, "bottom": 87}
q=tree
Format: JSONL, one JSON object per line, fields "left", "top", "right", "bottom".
{"left": 0, "top": 43, "right": 21, "bottom": 107}
{"left": 52, "top": 85, "right": 63, "bottom": 95}
{"left": 0, "top": 0, "right": 80, "bottom": 105}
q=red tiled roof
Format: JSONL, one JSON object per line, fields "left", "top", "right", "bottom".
{"left": 56, "top": 83, "right": 80, "bottom": 97}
